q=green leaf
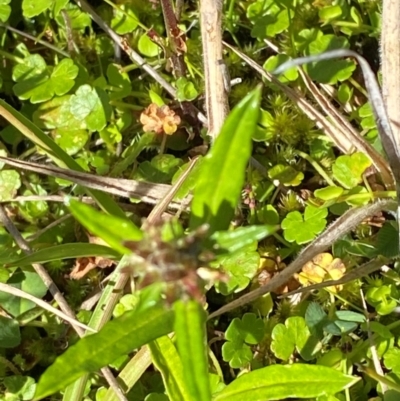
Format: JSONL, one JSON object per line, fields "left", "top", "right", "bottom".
{"left": 268, "top": 164, "right": 304, "bottom": 186}
{"left": 213, "top": 364, "right": 358, "bottom": 401}
{"left": 68, "top": 199, "right": 143, "bottom": 254}
{"left": 384, "top": 348, "right": 400, "bottom": 375}
{"left": 4, "top": 376, "right": 36, "bottom": 400}
{"left": 53, "top": 127, "right": 89, "bottom": 155}
{"left": 149, "top": 336, "right": 191, "bottom": 401}
{"left": 13, "top": 58, "right": 79, "bottom": 103}
{"left": 34, "top": 306, "right": 174, "bottom": 400}
{"left": 264, "top": 54, "right": 298, "bottom": 83}
{"left": 0, "top": 270, "right": 47, "bottom": 317}
{"left": 210, "top": 225, "right": 277, "bottom": 253}
{"left": 0, "top": 315, "right": 21, "bottom": 348}
{"left": 22, "top": 0, "right": 50, "bottom": 17}
{"left": 138, "top": 33, "right": 160, "bottom": 57}
{"left": 0, "top": 170, "right": 21, "bottom": 200}
{"left": 228, "top": 313, "right": 264, "bottom": 344}
{"left": 6, "top": 243, "right": 120, "bottom": 267}
{"left": 133, "top": 154, "right": 183, "bottom": 184}
{"left": 271, "top": 316, "right": 318, "bottom": 361}
{"left": 376, "top": 222, "right": 399, "bottom": 257}
{"left": 0, "top": 0, "right": 11, "bottom": 22}
{"left": 111, "top": 4, "right": 139, "bottom": 34}
{"left": 332, "top": 153, "right": 372, "bottom": 189}
{"left": 68, "top": 85, "right": 111, "bottom": 132}
{"left": 190, "top": 86, "right": 261, "bottom": 233}
{"left": 213, "top": 245, "right": 260, "bottom": 295}
{"left": 304, "top": 34, "right": 356, "bottom": 84}
{"left": 319, "top": 5, "right": 342, "bottom": 22}
{"left": 282, "top": 205, "right": 328, "bottom": 244}
{"left": 314, "top": 186, "right": 344, "bottom": 201}
{"left": 174, "top": 300, "right": 211, "bottom": 401}
{"left": 175, "top": 77, "right": 199, "bottom": 101}
{"left": 221, "top": 340, "right": 253, "bottom": 369}
{"left": 107, "top": 63, "right": 132, "bottom": 101}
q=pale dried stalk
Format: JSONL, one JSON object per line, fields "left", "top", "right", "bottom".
{"left": 381, "top": 0, "right": 400, "bottom": 162}
{"left": 0, "top": 156, "right": 191, "bottom": 209}
{"left": 200, "top": 0, "right": 229, "bottom": 138}
{"left": 0, "top": 282, "right": 94, "bottom": 332}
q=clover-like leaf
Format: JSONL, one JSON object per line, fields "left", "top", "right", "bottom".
{"left": 67, "top": 85, "right": 111, "bottom": 131}
{"left": 4, "top": 376, "right": 36, "bottom": 400}
{"left": 271, "top": 316, "right": 318, "bottom": 361}
{"left": 175, "top": 77, "right": 199, "bottom": 101}
{"left": 13, "top": 57, "right": 78, "bottom": 103}
{"left": 22, "top": 0, "right": 51, "bottom": 18}
{"left": 222, "top": 340, "right": 253, "bottom": 369}
{"left": 225, "top": 313, "right": 264, "bottom": 345}
{"left": 281, "top": 205, "right": 328, "bottom": 244}
{"left": 264, "top": 54, "right": 298, "bottom": 83}
{"left": 133, "top": 154, "right": 183, "bottom": 184}
{"left": 213, "top": 244, "right": 260, "bottom": 295}
{"left": 365, "top": 285, "right": 398, "bottom": 316}
{"left": 0, "top": 0, "right": 11, "bottom": 22}
{"left": 0, "top": 170, "right": 21, "bottom": 201}
{"left": 332, "top": 153, "right": 372, "bottom": 189}
{"left": 53, "top": 127, "right": 89, "bottom": 155}
{"left": 384, "top": 348, "right": 400, "bottom": 375}
{"left": 304, "top": 34, "right": 356, "bottom": 84}
{"left": 248, "top": 0, "right": 292, "bottom": 39}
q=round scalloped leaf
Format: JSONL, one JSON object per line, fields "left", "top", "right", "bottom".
{"left": 264, "top": 54, "right": 298, "bottom": 82}
{"left": 222, "top": 341, "right": 253, "bottom": 369}
{"left": 68, "top": 85, "right": 111, "bottom": 132}
{"left": 53, "top": 127, "right": 89, "bottom": 156}
{"left": 22, "top": 0, "right": 50, "bottom": 17}
{"left": 111, "top": 4, "right": 139, "bottom": 34}
{"left": 304, "top": 35, "right": 356, "bottom": 84}
{"left": 13, "top": 58, "right": 78, "bottom": 103}
{"left": 281, "top": 205, "right": 328, "bottom": 244}
{"left": 0, "top": 170, "right": 21, "bottom": 201}
{"left": 332, "top": 153, "right": 371, "bottom": 189}
{"left": 213, "top": 245, "right": 260, "bottom": 295}
{"left": 0, "top": 0, "right": 11, "bottom": 22}
{"left": 138, "top": 33, "right": 160, "bottom": 57}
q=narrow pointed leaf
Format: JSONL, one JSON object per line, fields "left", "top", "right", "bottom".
{"left": 34, "top": 306, "right": 174, "bottom": 400}
{"left": 190, "top": 87, "right": 261, "bottom": 233}
{"left": 213, "top": 364, "right": 359, "bottom": 401}
{"left": 174, "top": 300, "right": 211, "bottom": 401}
{"left": 6, "top": 243, "right": 119, "bottom": 267}
{"left": 149, "top": 336, "right": 191, "bottom": 401}
{"left": 68, "top": 199, "right": 143, "bottom": 254}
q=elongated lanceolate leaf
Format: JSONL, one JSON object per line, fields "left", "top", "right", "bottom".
{"left": 190, "top": 87, "right": 261, "bottom": 233}
{"left": 34, "top": 307, "right": 174, "bottom": 400}
{"left": 213, "top": 364, "right": 358, "bottom": 401}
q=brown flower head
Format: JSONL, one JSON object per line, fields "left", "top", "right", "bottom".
{"left": 140, "top": 103, "right": 181, "bottom": 135}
